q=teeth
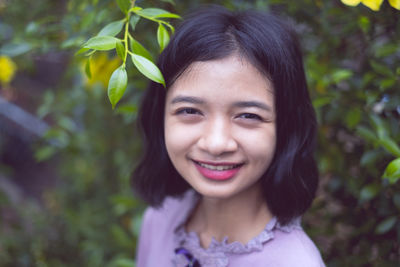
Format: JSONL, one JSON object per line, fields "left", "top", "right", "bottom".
{"left": 197, "top": 162, "right": 239, "bottom": 171}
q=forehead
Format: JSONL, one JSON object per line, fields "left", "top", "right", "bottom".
{"left": 167, "top": 55, "right": 274, "bottom": 104}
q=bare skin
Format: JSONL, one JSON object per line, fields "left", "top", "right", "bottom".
{"left": 185, "top": 181, "right": 272, "bottom": 248}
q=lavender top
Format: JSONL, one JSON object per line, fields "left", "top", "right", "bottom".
{"left": 136, "top": 190, "right": 326, "bottom": 267}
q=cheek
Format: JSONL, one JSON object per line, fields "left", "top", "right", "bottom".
{"left": 237, "top": 128, "right": 276, "bottom": 163}
{"left": 164, "top": 120, "right": 198, "bottom": 157}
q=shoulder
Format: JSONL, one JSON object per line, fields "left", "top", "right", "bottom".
{"left": 136, "top": 190, "right": 197, "bottom": 267}
{"left": 141, "top": 190, "right": 197, "bottom": 234}
{"left": 263, "top": 226, "right": 325, "bottom": 267}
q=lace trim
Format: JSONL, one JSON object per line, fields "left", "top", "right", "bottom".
{"left": 171, "top": 191, "right": 302, "bottom": 267}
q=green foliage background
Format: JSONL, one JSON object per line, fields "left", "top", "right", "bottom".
{"left": 0, "top": 0, "right": 399, "bottom": 266}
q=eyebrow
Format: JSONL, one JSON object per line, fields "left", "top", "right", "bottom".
{"left": 233, "top": 101, "right": 272, "bottom": 112}
{"left": 170, "top": 96, "right": 205, "bottom": 105}
{"left": 170, "top": 96, "right": 272, "bottom": 112}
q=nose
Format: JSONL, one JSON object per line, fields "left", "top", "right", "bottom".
{"left": 197, "top": 117, "right": 238, "bottom": 156}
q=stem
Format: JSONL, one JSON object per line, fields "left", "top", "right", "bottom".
{"left": 123, "top": 0, "right": 136, "bottom": 65}
{"left": 138, "top": 14, "right": 174, "bottom": 31}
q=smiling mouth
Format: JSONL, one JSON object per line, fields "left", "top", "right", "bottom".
{"left": 192, "top": 160, "right": 244, "bottom": 181}
{"left": 193, "top": 160, "right": 243, "bottom": 171}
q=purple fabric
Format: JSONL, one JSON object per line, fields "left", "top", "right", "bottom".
{"left": 136, "top": 190, "right": 326, "bottom": 267}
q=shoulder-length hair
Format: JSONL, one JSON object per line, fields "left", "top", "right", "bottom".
{"left": 132, "top": 5, "right": 318, "bottom": 225}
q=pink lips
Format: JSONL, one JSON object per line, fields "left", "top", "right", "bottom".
{"left": 194, "top": 161, "right": 242, "bottom": 181}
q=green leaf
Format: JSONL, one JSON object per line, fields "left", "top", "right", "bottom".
{"left": 35, "top": 146, "right": 56, "bottom": 162}
{"left": 358, "top": 16, "right": 370, "bottom": 33}
{"left": 312, "top": 96, "right": 333, "bottom": 109}
{"left": 130, "top": 14, "right": 140, "bottom": 31}
{"left": 359, "top": 184, "right": 379, "bottom": 202}
{"left": 111, "top": 224, "right": 134, "bottom": 247}
{"left": 356, "top": 126, "right": 377, "bottom": 144}
{"left": 332, "top": 69, "right": 353, "bottom": 83}
{"left": 380, "top": 78, "right": 395, "bottom": 90}
{"left": 85, "top": 50, "right": 96, "bottom": 57}
{"left": 375, "top": 216, "right": 397, "bottom": 234}
{"left": 108, "top": 65, "right": 128, "bottom": 109}
{"left": 0, "top": 43, "right": 32, "bottom": 56}
{"left": 115, "top": 104, "right": 137, "bottom": 114}
{"left": 85, "top": 58, "right": 92, "bottom": 79}
{"left": 375, "top": 43, "right": 399, "bottom": 58}
{"left": 58, "top": 117, "right": 77, "bottom": 132}
{"left": 135, "top": 8, "right": 180, "bottom": 19}
{"left": 116, "top": 0, "right": 131, "bottom": 14}
{"left": 370, "top": 60, "right": 394, "bottom": 77}
{"left": 131, "top": 53, "right": 165, "bottom": 86}
{"left": 157, "top": 24, "right": 170, "bottom": 52}
{"left": 116, "top": 41, "right": 125, "bottom": 60}
{"left": 110, "top": 195, "right": 138, "bottom": 209}
{"left": 61, "top": 37, "right": 86, "bottom": 49}
{"left": 393, "top": 193, "right": 400, "bottom": 210}
{"left": 130, "top": 37, "right": 153, "bottom": 61}
{"left": 379, "top": 137, "right": 400, "bottom": 157}
{"left": 131, "top": 214, "right": 143, "bottom": 236}
{"left": 98, "top": 19, "right": 125, "bottom": 37}
{"left": 382, "top": 158, "right": 400, "bottom": 184}
{"left": 345, "top": 109, "right": 361, "bottom": 129}
{"left": 360, "top": 150, "right": 381, "bottom": 166}
{"left": 370, "top": 114, "right": 387, "bottom": 139}
{"left": 83, "top": 36, "right": 118, "bottom": 51}
{"left": 75, "top": 47, "right": 90, "bottom": 56}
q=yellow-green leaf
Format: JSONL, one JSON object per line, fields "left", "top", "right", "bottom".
{"left": 75, "top": 47, "right": 90, "bottom": 56}
{"left": 84, "top": 36, "right": 118, "bottom": 51}
{"left": 135, "top": 8, "right": 180, "bottom": 19}
{"left": 361, "top": 0, "right": 384, "bottom": 11}
{"left": 379, "top": 137, "right": 400, "bottom": 157}
{"left": 116, "top": 41, "right": 125, "bottom": 60}
{"left": 131, "top": 53, "right": 165, "bottom": 86}
{"left": 341, "top": 0, "right": 361, "bottom": 6}
{"left": 108, "top": 65, "right": 128, "bottom": 109}
{"left": 157, "top": 24, "right": 170, "bottom": 52}
{"left": 85, "top": 58, "right": 92, "bottom": 79}
{"left": 356, "top": 126, "right": 377, "bottom": 143}
{"left": 389, "top": 0, "right": 400, "bottom": 9}
{"left": 116, "top": 0, "right": 131, "bottom": 14}
{"left": 130, "top": 14, "right": 140, "bottom": 31}
{"left": 98, "top": 20, "right": 125, "bottom": 37}
{"left": 130, "top": 37, "right": 153, "bottom": 61}
{"left": 383, "top": 158, "right": 400, "bottom": 184}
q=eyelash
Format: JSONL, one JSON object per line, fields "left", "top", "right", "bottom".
{"left": 237, "top": 113, "right": 263, "bottom": 121}
{"left": 175, "top": 107, "right": 202, "bottom": 116}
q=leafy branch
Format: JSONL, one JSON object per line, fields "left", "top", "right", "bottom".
{"left": 77, "top": 0, "right": 180, "bottom": 109}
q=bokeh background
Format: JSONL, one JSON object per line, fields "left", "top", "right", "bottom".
{"left": 0, "top": 0, "right": 399, "bottom": 266}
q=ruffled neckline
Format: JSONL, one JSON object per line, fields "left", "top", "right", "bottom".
{"left": 172, "top": 190, "right": 302, "bottom": 267}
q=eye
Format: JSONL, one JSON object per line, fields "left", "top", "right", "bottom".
{"left": 175, "top": 107, "right": 202, "bottom": 116}
{"left": 237, "top": 113, "right": 263, "bottom": 121}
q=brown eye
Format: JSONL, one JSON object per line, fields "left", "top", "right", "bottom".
{"left": 237, "top": 113, "right": 262, "bottom": 121}
{"left": 176, "top": 108, "right": 202, "bottom": 116}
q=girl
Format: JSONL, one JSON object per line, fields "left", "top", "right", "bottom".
{"left": 133, "top": 5, "right": 325, "bottom": 267}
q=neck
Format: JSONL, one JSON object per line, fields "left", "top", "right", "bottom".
{"left": 186, "top": 184, "right": 273, "bottom": 248}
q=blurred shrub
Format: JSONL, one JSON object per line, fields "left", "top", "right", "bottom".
{"left": 281, "top": 0, "right": 400, "bottom": 265}
{"left": 0, "top": 0, "right": 399, "bottom": 266}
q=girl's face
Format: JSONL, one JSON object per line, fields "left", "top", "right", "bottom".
{"left": 164, "top": 55, "right": 276, "bottom": 200}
